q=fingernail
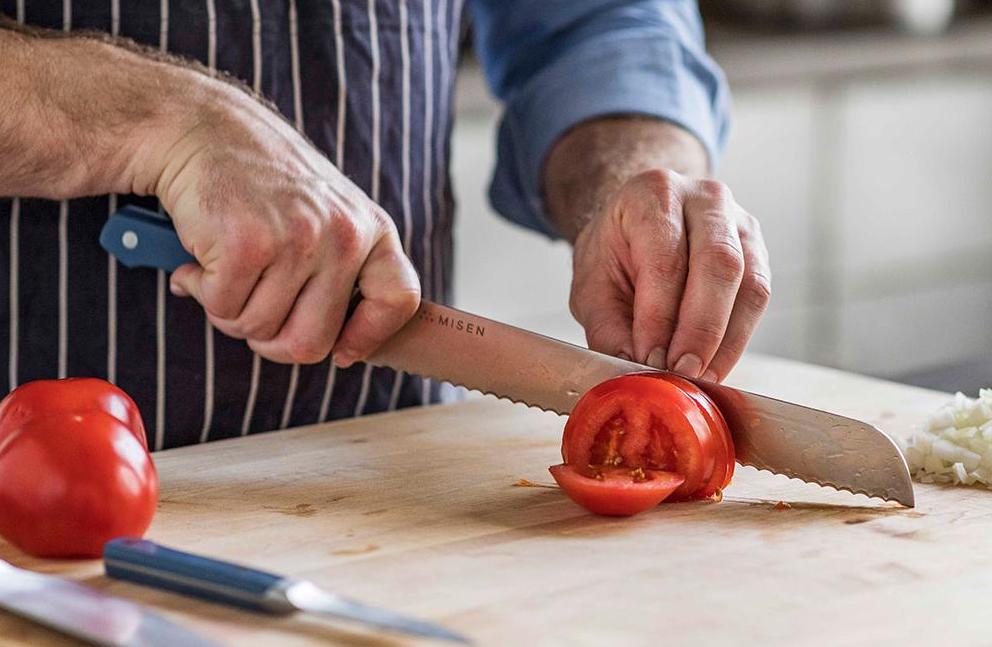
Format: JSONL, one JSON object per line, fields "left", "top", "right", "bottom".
{"left": 646, "top": 347, "right": 668, "bottom": 369}
{"left": 617, "top": 352, "right": 631, "bottom": 361}
{"left": 169, "top": 281, "right": 188, "bottom": 297}
{"left": 672, "top": 353, "right": 703, "bottom": 378}
{"left": 333, "top": 353, "right": 354, "bottom": 368}
{"left": 701, "top": 369, "right": 719, "bottom": 383}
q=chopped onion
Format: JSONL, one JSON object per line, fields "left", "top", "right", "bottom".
{"left": 904, "top": 388, "right": 992, "bottom": 487}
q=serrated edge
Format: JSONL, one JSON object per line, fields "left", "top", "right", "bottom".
{"left": 741, "top": 460, "right": 912, "bottom": 506}
{"left": 400, "top": 369, "right": 914, "bottom": 506}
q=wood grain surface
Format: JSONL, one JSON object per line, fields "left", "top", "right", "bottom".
{"left": 2, "top": 355, "right": 988, "bottom": 646}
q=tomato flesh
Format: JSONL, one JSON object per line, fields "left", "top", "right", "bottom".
{"left": 549, "top": 464, "right": 684, "bottom": 516}
{"left": 553, "top": 373, "right": 735, "bottom": 516}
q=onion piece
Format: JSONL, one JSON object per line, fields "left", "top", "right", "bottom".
{"left": 904, "top": 389, "right": 992, "bottom": 487}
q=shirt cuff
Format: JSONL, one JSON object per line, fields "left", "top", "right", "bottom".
{"left": 489, "top": 32, "right": 730, "bottom": 239}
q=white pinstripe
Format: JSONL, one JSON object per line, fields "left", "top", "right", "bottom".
{"left": 10, "top": 0, "right": 23, "bottom": 391}
{"left": 318, "top": 0, "right": 347, "bottom": 424}
{"left": 420, "top": 0, "right": 435, "bottom": 406}
{"left": 249, "top": 0, "right": 261, "bottom": 93}
{"left": 155, "top": 2, "right": 169, "bottom": 451}
{"left": 155, "top": 270, "right": 166, "bottom": 450}
{"left": 387, "top": 0, "right": 412, "bottom": 412}
{"left": 57, "top": 200, "right": 67, "bottom": 379}
{"left": 107, "top": 194, "right": 117, "bottom": 384}
{"left": 199, "top": 2, "right": 218, "bottom": 443}
{"left": 242, "top": 2, "right": 263, "bottom": 436}
{"left": 57, "top": 2, "right": 71, "bottom": 381}
{"left": 108, "top": 3, "right": 120, "bottom": 385}
{"left": 353, "top": 0, "right": 381, "bottom": 417}
{"left": 280, "top": 0, "right": 304, "bottom": 430}
{"left": 110, "top": 0, "right": 119, "bottom": 38}
{"left": 8, "top": 198, "right": 18, "bottom": 390}
{"left": 206, "top": 0, "right": 216, "bottom": 71}
{"left": 241, "top": 352, "right": 261, "bottom": 436}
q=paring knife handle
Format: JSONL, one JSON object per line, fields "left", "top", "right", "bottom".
{"left": 100, "top": 205, "right": 196, "bottom": 272}
{"left": 104, "top": 538, "right": 294, "bottom": 614}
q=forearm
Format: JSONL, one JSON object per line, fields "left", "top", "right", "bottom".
{"left": 542, "top": 117, "right": 709, "bottom": 243}
{"left": 0, "top": 21, "right": 211, "bottom": 200}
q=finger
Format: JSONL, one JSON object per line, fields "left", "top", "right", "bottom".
{"left": 666, "top": 182, "right": 745, "bottom": 378}
{"left": 247, "top": 269, "right": 351, "bottom": 364}
{"left": 576, "top": 288, "right": 635, "bottom": 360}
{"left": 331, "top": 235, "right": 421, "bottom": 366}
{"left": 169, "top": 235, "right": 269, "bottom": 319}
{"left": 703, "top": 216, "right": 771, "bottom": 382}
{"left": 626, "top": 198, "right": 689, "bottom": 369}
{"left": 212, "top": 261, "right": 309, "bottom": 342}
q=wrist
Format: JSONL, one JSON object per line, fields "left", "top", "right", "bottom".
{"left": 543, "top": 116, "right": 709, "bottom": 243}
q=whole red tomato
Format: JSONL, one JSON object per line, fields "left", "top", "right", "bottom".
{"left": 0, "top": 379, "right": 158, "bottom": 558}
{"left": 550, "top": 373, "right": 735, "bottom": 517}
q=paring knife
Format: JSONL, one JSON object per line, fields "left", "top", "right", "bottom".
{"left": 99, "top": 205, "right": 915, "bottom": 507}
{"left": 104, "top": 538, "right": 469, "bottom": 644}
{"left": 0, "top": 558, "right": 220, "bottom": 647}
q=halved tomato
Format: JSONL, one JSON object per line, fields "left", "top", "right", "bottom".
{"left": 549, "top": 464, "right": 684, "bottom": 516}
{"left": 551, "top": 373, "right": 735, "bottom": 516}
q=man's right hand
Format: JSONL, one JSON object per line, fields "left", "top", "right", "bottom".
{"left": 139, "top": 81, "right": 420, "bottom": 367}
{"left": 0, "top": 28, "right": 419, "bottom": 367}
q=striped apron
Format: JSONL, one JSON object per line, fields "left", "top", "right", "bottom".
{"left": 0, "top": 0, "right": 462, "bottom": 449}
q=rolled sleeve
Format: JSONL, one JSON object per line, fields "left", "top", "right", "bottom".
{"left": 469, "top": 0, "right": 730, "bottom": 238}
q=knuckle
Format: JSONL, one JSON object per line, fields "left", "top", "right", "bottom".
{"left": 286, "top": 336, "right": 331, "bottom": 364}
{"left": 633, "top": 168, "right": 677, "bottom": 191}
{"left": 685, "top": 320, "right": 726, "bottom": 348}
{"left": 285, "top": 212, "right": 323, "bottom": 259}
{"left": 697, "top": 178, "right": 733, "bottom": 202}
{"left": 741, "top": 272, "right": 773, "bottom": 311}
{"left": 329, "top": 210, "right": 364, "bottom": 260}
{"left": 699, "top": 241, "right": 745, "bottom": 282}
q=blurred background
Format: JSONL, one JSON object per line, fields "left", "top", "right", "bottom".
{"left": 449, "top": 0, "right": 992, "bottom": 393}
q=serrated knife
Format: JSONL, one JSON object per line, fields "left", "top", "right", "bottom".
{"left": 99, "top": 205, "right": 915, "bottom": 507}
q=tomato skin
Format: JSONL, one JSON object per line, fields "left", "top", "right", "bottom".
{"left": 650, "top": 374, "right": 735, "bottom": 499}
{"left": 554, "top": 372, "right": 736, "bottom": 516}
{"left": 549, "top": 464, "right": 684, "bottom": 516}
{"left": 0, "top": 380, "right": 157, "bottom": 558}
{"left": 0, "top": 378, "right": 147, "bottom": 449}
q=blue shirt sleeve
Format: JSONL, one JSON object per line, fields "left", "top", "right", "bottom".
{"left": 467, "top": 0, "right": 731, "bottom": 238}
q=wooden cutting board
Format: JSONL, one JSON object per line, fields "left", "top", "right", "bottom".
{"left": 3, "top": 354, "right": 990, "bottom": 646}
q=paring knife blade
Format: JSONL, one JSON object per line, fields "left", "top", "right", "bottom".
{"left": 104, "top": 539, "right": 470, "bottom": 644}
{"left": 0, "top": 559, "right": 221, "bottom": 647}
{"left": 98, "top": 206, "right": 915, "bottom": 507}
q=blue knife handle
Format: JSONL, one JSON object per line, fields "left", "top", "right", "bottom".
{"left": 104, "top": 538, "right": 293, "bottom": 614}
{"left": 100, "top": 205, "right": 196, "bottom": 272}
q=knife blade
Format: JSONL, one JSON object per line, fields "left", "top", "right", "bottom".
{"left": 99, "top": 206, "right": 915, "bottom": 506}
{"left": 104, "top": 538, "right": 470, "bottom": 644}
{"left": 0, "top": 559, "right": 220, "bottom": 647}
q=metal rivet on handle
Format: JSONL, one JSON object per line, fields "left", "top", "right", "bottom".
{"left": 122, "top": 231, "right": 139, "bottom": 250}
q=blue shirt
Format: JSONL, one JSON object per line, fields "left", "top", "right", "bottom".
{"left": 1, "top": 0, "right": 728, "bottom": 449}
{"left": 471, "top": 0, "right": 730, "bottom": 237}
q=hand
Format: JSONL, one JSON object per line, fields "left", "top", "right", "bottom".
{"left": 569, "top": 169, "right": 771, "bottom": 383}
{"left": 141, "top": 80, "right": 420, "bottom": 366}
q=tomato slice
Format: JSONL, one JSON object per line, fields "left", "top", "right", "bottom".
{"left": 651, "top": 373, "right": 735, "bottom": 499}
{"left": 549, "top": 464, "right": 684, "bottom": 517}
{"left": 553, "top": 372, "right": 736, "bottom": 515}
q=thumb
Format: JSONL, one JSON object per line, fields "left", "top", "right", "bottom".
{"left": 169, "top": 262, "right": 203, "bottom": 300}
